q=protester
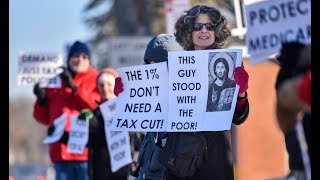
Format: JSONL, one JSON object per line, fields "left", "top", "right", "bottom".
{"left": 88, "top": 68, "right": 130, "bottom": 179}
{"left": 119, "top": 34, "right": 183, "bottom": 180}
{"left": 33, "top": 40, "right": 101, "bottom": 180}
{"left": 114, "top": 5, "right": 250, "bottom": 179}
{"left": 115, "top": 34, "right": 183, "bottom": 180}
{"left": 54, "top": 67, "right": 143, "bottom": 179}
{"left": 274, "top": 42, "right": 311, "bottom": 180}
{"left": 164, "top": 5, "right": 249, "bottom": 179}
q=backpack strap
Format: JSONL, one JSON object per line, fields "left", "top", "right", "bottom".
{"left": 201, "top": 133, "right": 219, "bottom": 161}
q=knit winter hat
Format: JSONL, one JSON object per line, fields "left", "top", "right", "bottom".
{"left": 96, "top": 68, "right": 119, "bottom": 86}
{"left": 67, "top": 40, "right": 91, "bottom": 61}
{"left": 101, "top": 68, "right": 119, "bottom": 78}
{"left": 144, "top": 34, "right": 183, "bottom": 64}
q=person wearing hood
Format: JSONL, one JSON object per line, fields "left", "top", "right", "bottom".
{"left": 33, "top": 40, "right": 101, "bottom": 180}
{"left": 114, "top": 34, "right": 184, "bottom": 180}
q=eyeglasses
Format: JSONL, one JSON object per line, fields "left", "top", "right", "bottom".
{"left": 193, "top": 23, "right": 217, "bottom": 31}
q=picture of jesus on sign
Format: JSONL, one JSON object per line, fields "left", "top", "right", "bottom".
{"left": 206, "top": 52, "right": 236, "bottom": 112}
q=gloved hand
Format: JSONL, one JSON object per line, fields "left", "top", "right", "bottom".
{"left": 114, "top": 77, "right": 124, "bottom": 96}
{"left": 60, "top": 67, "right": 77, "bottom": 92}
{"left": 33, "top": 83, "right": 46, "bottom": 105}
{"left": 298, "top": 70, "right": 311, "bottom": 108}
{"left": 234, "top": 66, "right": 249, "bottom": 94}
{"left": 47, "top": 125, "right": 55, "bottom": 136}
{"left": 78, "top": 109, "right": 95, "bottom": 122}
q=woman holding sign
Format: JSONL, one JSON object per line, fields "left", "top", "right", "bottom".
{"left": 163, "top": 5, "right": 249, "bottom": 179}
{"left": 114, "top": 5, "right": 249, "bottom": 180}
{"left": 88, "top": 68, "right": 131, "bottom": 180}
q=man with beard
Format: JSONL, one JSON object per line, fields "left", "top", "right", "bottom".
{"left": 206, "top": 57, "right": 236, "bottom": 112}
{"left": 33, "top": 40, "right": 101, "bottom": 180}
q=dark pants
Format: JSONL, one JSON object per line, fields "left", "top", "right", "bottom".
{"left": 54, "top": 161, "right": 89, "bottom": 180}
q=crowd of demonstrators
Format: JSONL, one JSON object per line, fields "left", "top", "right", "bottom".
{"left": 33, "top": 40, "right": 101, "bottom": 180}
{"left": 33, "top": 40, "right": 146, "bottom": 179}
{"left": 48, "top": 65, "right": 144, "bottom": 179}
{"left": 31, "top": 4, "right": 313, "bottom": 180}
{"left": 114, "top": 5, "right": 250, "bottom": 180}
{"left": 274, "top": 42, "right": 311, "bottom": 180}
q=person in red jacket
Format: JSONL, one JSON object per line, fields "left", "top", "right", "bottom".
{"left": 33, "top": 40, "right": 101, "bottom": 180}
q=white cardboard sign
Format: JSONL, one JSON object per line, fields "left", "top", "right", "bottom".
{"left": 42, "top": 113, "right": 67, "bottom": 144}
{"left": 109, "top": 49, "right": 242, "bottom": 132}
{"left": 243, "top": 0, "right": 311, "bottom": 64}
{"left": 111, "top": 62, "right": 169, "bottom": 132}
{"left": 67, "top": 115, "right": 89, "bottom": 154}
{"left": 100, "top": 98, "right": 132, "bottom": 172}
{"left": 17, "top": 52, "right": 63, "bottom": 87}
{"left": 168, "top": 49, "right": 242, "bottom": 132}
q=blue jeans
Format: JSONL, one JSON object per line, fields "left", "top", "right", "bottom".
{"left": 54, "top": 161, "right": 89, "bottom": 180}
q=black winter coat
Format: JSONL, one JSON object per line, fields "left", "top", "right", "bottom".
{"left": 285, "top": 112, "right": 311, "bottom": 171}
{"left": 163, "top": 99, "right": 249, "bottom": 180}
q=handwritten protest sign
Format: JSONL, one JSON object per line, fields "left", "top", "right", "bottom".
{"left": 168, "top": 49, "right": 242, "bottom": 132}
{"left": 100, "top": 98, "right": 132, "bottom": 172}
{"left": 111, "top": 62, "right": 169, "bottom": 132}
{"left": 243, "top": 0, "right": 311, "bottom": 64}
{"left": 17, "top": 52, "right": 63, "bottom": 87}
{"left": 67, "top": 115, "right": 89, "bottom": 154}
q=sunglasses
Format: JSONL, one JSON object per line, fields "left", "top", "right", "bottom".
{"left": 193, "top": 23, "right": 217, "bottom": 31}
